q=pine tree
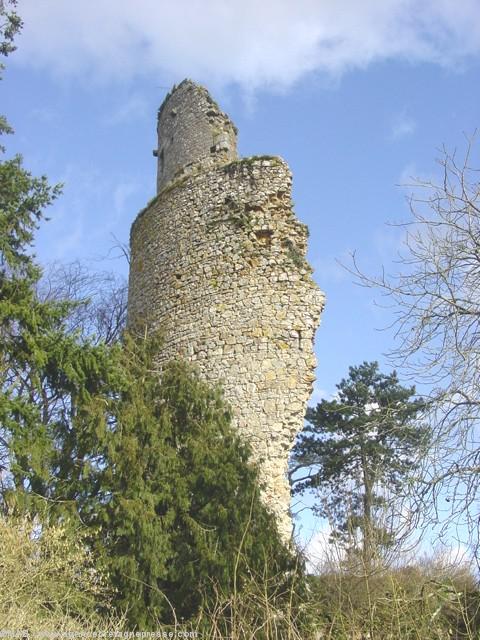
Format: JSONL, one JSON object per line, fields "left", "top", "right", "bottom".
{"left": 0, "top": 0, "right": 20, "bottom": 149}
{"left": 0, "top": 0, "right": 118, "bottom": 513}
{"left": 0, "top": 115, "right": 119, "bottom": 510}
{"left": 291, "top": 361, "right": 428, "bottom": 569}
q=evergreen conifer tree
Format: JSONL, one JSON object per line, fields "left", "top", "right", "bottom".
{"left": 0, "top": 0, "right": 120, "bottom": 513}
{"left": 291, "top": 361, "right": 428, "bottom": 569}
{"left": 0, "top": 108, "right": 117, "bottom": 512}
{"left": 86, "top": 332, "right": 296, "bottom": 628}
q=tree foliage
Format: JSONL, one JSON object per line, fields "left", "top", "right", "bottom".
{"left": 291, "top": 362, "right": 428, "bottom": 568}
{"left": 78, "top": 333, "right": 295, "bottom": 628}
{"left": 0, "top": 0, "right": 20, "bottom": 144}
{"left": 307, "top": 557, "right": 480, "bottom": 640}
{"left": 0, "top": 1, "right": 20, "bottom": 58}
{"left": 0, "top": 135, "right": 118, "bottom": 507}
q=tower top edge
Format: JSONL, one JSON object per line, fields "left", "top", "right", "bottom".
{"left": 157, "top": 79, "right": 237, "bottom": 133}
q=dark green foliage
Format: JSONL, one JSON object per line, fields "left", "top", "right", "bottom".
{"left": 84, "top": 333, "right": 295, "bottom": 628}
{"left": 0, "top": 1, "right": 21, "bottom": 59}
{"left": 0, "top": 1, "right": 21, "bottom": 149}
{"left": 0, "top": 0, "right": 121, "bottom": 515}
{"left": 0, "top": 108, "right": 118, "bottom": 515}
{"left": 291, "top": 361, "right": 429, "bottom": 566}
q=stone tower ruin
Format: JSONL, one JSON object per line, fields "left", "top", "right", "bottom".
{"left": 127, "top": 79, "right": 324, "bottom": 539}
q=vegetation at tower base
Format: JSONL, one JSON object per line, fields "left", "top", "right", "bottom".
{"left": 0, "top": 514, "right": 123, "bottom": 632}
{"left": 291, "top": 361, "right": 429, "bottom": 570}
{"left": 83, "top": 332, "right": 300, "bottom": 628}
{"left": 306, "top": 558, "right": 480, "bottom": 639}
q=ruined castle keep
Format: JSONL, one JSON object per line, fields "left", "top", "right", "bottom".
{"left": 127, "top": 80, "right": 324, "bottom": 539}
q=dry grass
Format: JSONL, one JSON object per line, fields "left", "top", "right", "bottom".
{"left": 307, "top": 557, "right": 480, "bottom": 639}
{"left": 2, "top": 513, "right": 479, "bottom": 639}
{"left": 0, "top": 514, "right": 125, "bottom": 633}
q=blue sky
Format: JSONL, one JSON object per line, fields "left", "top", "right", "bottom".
{"left": 3, "top": 0, "right": 480, "bottom": 555}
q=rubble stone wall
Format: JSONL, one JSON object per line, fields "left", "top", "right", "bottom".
{"left": 128, "top": 81, "right": 324, "bottom": 540}
{"left": 156, "top": 80, "right": 238, "bottom": 192}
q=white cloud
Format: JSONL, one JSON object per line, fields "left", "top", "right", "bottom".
{"left": 390, "top": 112, "right": 417, "bottom": 140}
{"left": 309, "top": 382, "right": 328, "bottom": 406}
{"left": 14, "top": 0, "right": 480, "bottom": 91}
{"left": 299, "top": 521, "right": 345, "bottom": 572}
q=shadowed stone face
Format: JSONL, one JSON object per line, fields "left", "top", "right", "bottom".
{"left": 129, "top": 80, "right": 324, "bottom": 540}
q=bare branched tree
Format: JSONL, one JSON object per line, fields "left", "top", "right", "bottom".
{"left": 349, "top": 134, "right": 480, "bottom": 555}
{"left": 39, "top": 261, "right": 128, "bottom": 345}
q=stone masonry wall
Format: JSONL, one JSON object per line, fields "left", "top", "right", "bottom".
{"left": 128, "top": 81, "right": 324, "bottom": 540}
{"left": 156, "top": 80, "right": 238, "bottom": 192}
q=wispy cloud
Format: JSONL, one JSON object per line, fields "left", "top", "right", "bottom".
{"left": 112, "top": 181, "right": 141, "bottom": 222}
{"left": 390, "top": 112, "right": 416, "bottom": 140}
{"left": 312, "top": 253, "right": 351, "bottom": 284}
{"left": 15, "top": 1, "right": 480, "bottom": 91}
{"left": 29, "top": 106, "right": 58, "bottom": 124}
{"left": 298, "top": 520, "right": 346, "bottom": 572}
{"left": 309, "top": 382, "right": 328, "bottom": 406}
{"left": 105, "top": 94, "right": 149, "bottom": 126}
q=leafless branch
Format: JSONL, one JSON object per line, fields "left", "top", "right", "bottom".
{"left": 346, "top": 133, "right": 480, "bottom": 557}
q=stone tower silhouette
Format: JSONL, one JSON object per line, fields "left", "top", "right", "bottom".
{"left": 127, "top": 80, "right": 324, "bottom": 539}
